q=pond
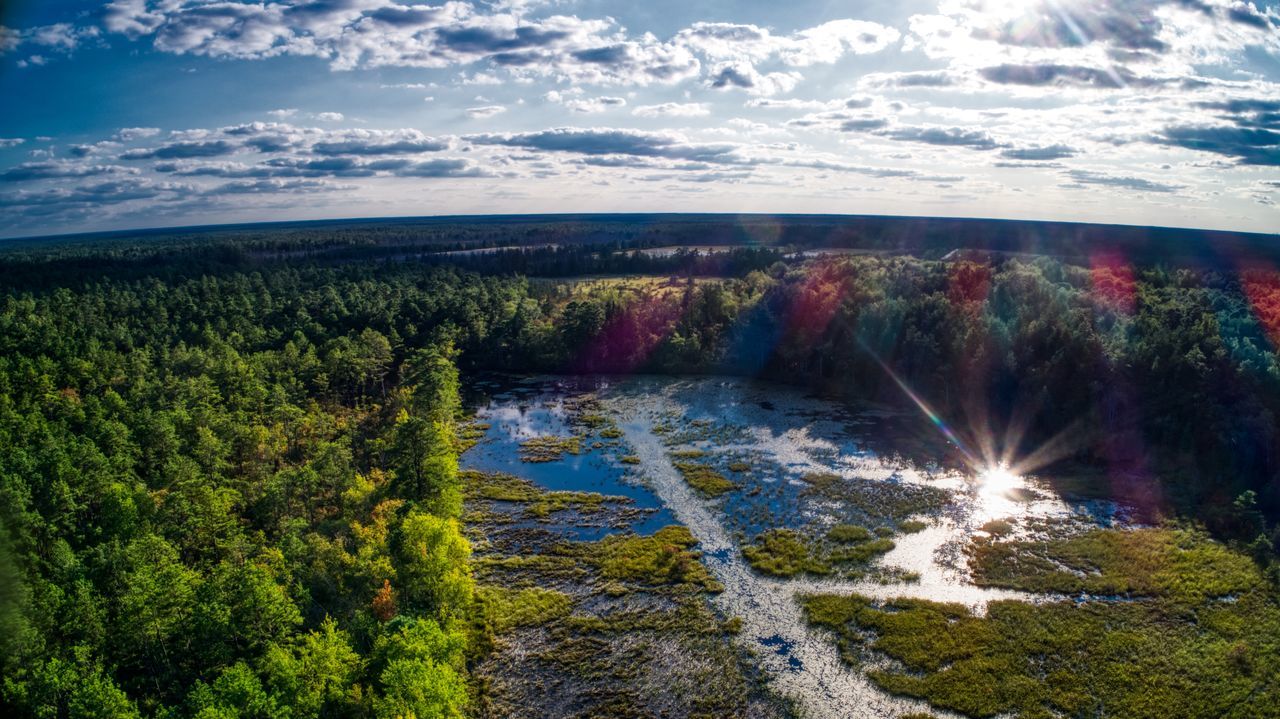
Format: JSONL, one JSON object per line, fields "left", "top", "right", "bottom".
{"left": 463, "top": 374, "right": 1141, "bottom": 718}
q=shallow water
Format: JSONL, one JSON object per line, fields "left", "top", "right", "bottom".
{"left": 464, "top": 374, "right": 1139, "bottom": 718}
{"left": 464, "top": 377, "right": 676, "bottom": 539}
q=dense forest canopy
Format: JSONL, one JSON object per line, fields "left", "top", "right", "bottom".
{"left": 1, "top": 217, "right": 1279, "bottom": 717}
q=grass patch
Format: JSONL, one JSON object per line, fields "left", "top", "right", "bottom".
{"left": 669, "top": 448, "right": 707, "bottom": 459}
{"left": 827, "top": 524, "right": 873, "bottom": 543}
{"left": 828, "top": 538, "right": 896, "bottom": 564}
{"left": 620, "top": 455, "right": 641, "bottom": 465}
{"left": 744, "top": 525, "right": 897, "bottom": 578}
{"left": 727, "top": 461, "right": 751, "bottom": 473}
{"left": 742, "top": 529, "right": 832, "bottom": 577}
{"left": 596, "top": 526, "right": 720, "bottom": 590}
{"left": 519, "top": 434, "right": 583, "bottom": 462}
{"left": 477, "top": 586, "right": 573, "bottom": 633}
{"left": 969, "top": 527, "right": 1264, "bottom": 601}
{"left": 456, "top": 420, "right": 490, "bottom": 452}
{"left": 462, "top": 470, "right": 626, "bottom": 518}
{"left": 801, "top": 471, "right": 951, "bottom": 522}
{"left": 673, "top": 461, "right": 738, "bottom": 498}
{"left": 900, "top": 520, "right": 928, "bottom": 534}
{"left": 979, "top": 519, "right": 1014, "bottom": 537}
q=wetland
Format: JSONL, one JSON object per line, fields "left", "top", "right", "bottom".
{"left": 460, "top": 375, "right": 1276, "bottom": 718}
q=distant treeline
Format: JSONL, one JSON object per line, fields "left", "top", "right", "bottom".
{"left": 2, "top": 214, "right": 1276, "bottom": 282}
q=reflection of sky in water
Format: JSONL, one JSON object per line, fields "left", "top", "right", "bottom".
{"left": 462, "top": 381, "right": 676, "bottom": 538}
{"left": 621, "top": 375, "right": 1138, "bottom": 581}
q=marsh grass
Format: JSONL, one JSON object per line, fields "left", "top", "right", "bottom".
{"left": 518, "top": 434, "right": 583, "bottom": 462}
{"left": 597, "top": 526, "right": 722, "bottom": 591}
{"left": 463, "top": 470, "right": 628, "bottom": 520}
{"left": 673, "top": 461, "right": 738, "bottom": 498}
{"left": 800, "top": 472, "right": 950, "bottom": 523}
{"left": 969, "top": 527, "right": 1263, "bottom": 601}
{"left": 466, "top": 469, "right": 786, "bottom": 718}
{"left": 803, "top": 590, "right": 1280, "bottom": 719}
{"left": 742, "top": 527, "right": 896, "bottom": 577}
{"left": 477, "top": 586, "right": 573, "bottom": 633}
{"left": 802, "top": 527, "right": 1280, "bottom": 718}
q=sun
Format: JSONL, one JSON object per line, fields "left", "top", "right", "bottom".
{"left": 979, "top": 461, "right": 1020, "bottom": 496}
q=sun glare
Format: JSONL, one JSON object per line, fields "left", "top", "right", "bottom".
{"left": 980, "top": 462, "right": 1020, "bottom": 496}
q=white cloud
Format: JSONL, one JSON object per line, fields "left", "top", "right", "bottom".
{"left": 114, "top": 127, "right": 162, "bottom": 142}
{"left": 466, "top": 105, "right": 508, "bottom": 119}
{"left": 314, "top": 112, "right": 345, "bottom": 122}
{"left": 706, "top": 61, "right": 801, "bottom": 96}
{"left": 778, "top": 19, "right": 901, "bottom": 66}
{"left": 634, "top": 102, "right": 712, "bottom": 118}
{"left": 565, "top": 96, "right": 628, "bottom": 113}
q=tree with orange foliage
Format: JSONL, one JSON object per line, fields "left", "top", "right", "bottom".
{"left": 372, "top": 579, "right": 397, "bottom": 622}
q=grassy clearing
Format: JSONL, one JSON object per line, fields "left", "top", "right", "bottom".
{"left": 969, "top": 527, "right": 1264, "bottom": 601}
{"left": 673, "top": 461, "right": 738, "bottom": 498}
{"left": 518, "top": 434, "right": 583, "bottom": 462}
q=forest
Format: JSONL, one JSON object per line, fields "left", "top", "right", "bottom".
{"left": 2, "top": 221, "right": 1280, "bottom": 717}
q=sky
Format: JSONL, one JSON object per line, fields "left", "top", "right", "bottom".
{"left": 0, "top": 0, "right": 1277, "bottom": 239}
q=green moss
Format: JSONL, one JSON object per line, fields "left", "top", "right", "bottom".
{"left": 670, "top": 448, "right": 707, "bottom": 459}
{"left": 900, "top": 520, "right": 928, "bottom": 534}
{"left": 620, "top": 455, "right": 641, "bottom": 465}
{"left": 477, "top": 586, "right": 573, "bottom": 633}
{"left": 727, "top": 461, "right": 751, "bottom": 473}
{"left": 599, "top": 427, "right": 624, "bottom": 439}
{"left": 874, "top": 526, "right": 895, "bottom": 538}
{"left": 673, "top": 462, "right": 737, "bottom": 498}
{"left": 518, "top": 435, "right": 583, "bottom": 462}
{"left": 742, "top": 529, "right": 831, "bottom": 577}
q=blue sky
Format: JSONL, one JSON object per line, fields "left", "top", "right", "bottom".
{"left": 0, "top": 0, "right": 1277, "bottom": 238}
